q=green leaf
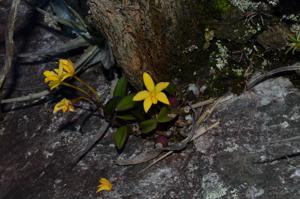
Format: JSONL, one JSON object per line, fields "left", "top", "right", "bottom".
{"left": 131, "top": 109, "right": 145, "bottom": 121}
{"left": 114, "top": 126, "right": 129, "bottom": 150}
{"left": 165, "top": 82, "right": 176, "bottom": 95}
{"left": 116, "top": 114, "right": 136, "bottom": 121}
{"left": 157, "top": 107, "right": 174, "bottom": 123}
{"left": 104, "top": 97, "right": 121, "bottom": 115}
{"left": 115, "top": 94, "right": 136, "bottom": 111}
{"left": 113, "top": 77, "right": 128, "bottom": 97}
{"left": 139, "top": 119, "right": 158, "bottom": 134}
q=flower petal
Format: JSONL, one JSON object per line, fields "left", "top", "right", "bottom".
{"left": 156, "top": 92, "right": 170, "bottom": 105}
{"left": 60, "top": 59, "right": 75, "bottom": 75}
{"left": 57, "top": 63, "right": 64, "bottom": 76}
{"left": 61, "top": 73, "right": 73, "bottom": 82}
{"left": 143, "top": 97, "right": 152, "bottom": 113}
{"left": 68, "top": 104, "right": 75, "bottom": 112}
{"left": 48, "top": 81, "right": 60, "bottom": 90}
{"left": 143, "top": 72, "right": 155, "bottom": 91}
{"left": 53, "top": 98, "right": 75, "bottom": 113}
{"left": 53, "top": 100, "right": 64, "bottom": 113}
{"left": 133, "top": 90, "right": 149, "bottom": 101}
{"left": 43, "top": 71, "right": 58, "bottom": 82}
{"left": 155, "top": 82, "right": 169, "bottom": 92}
{"left": 96, "top": 178, "right": 112, "bottom": 193}
{"left": 43, "top": 70, "right": 57, "bottom": 77}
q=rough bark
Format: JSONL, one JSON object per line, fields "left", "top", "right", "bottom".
{"left": 88, "top": 0, "right": 201, "bottom": 88}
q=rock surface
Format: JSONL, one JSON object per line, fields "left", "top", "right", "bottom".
{"left": 1, "top": 73, "right": 300, "bottom": 199}
{"left": 1, "top": 0, "right": 300, "bottom": 198}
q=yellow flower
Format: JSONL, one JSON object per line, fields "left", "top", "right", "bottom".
{"left": 133, "top": 72, "right": 170, "bottom": 113}
{"left": 43, "top": 68, "right": 64, "bottom": 90}
{"left": 96, "top": 178, "right": 112, "bottom": 193}
{"left": 43, "top": 59, "right": 75, "bottom": 90}
{"left": 58, "top": 59, "right": 75, "bottom": 78}
{"left": 53, "top": 98, "right": 75, "bottom": 113}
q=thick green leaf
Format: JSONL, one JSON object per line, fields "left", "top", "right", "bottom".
{"left": 104, "top": 97, "right": 121, "bottom": 115}
{"left": 114, "top": 126, "right": 129, "bottom": 149}
{"left": 116, "top": 114, "right": 136, "bottom": 121}
{"left": 113, "top": 76, "right": 128, "bottom": 97}
{"left": 139, "top": 119, "right": 158, "bottom": 134}
{"left": 131, "top": 109, "right": 145, "bottom": 121}
{"left": 115, "top": 94, "right": 136, "bottom": 111}
{"left": 157, "top": 107, "right": 174, "bottom": 123}
{"left": 165, "top": 82, "right": 176, "bottom": 95}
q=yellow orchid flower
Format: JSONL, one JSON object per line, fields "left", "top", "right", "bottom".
{"left": 53, "top": 98, "right": 75, "bottom": 113}
{"left": 43, "top": 70, "right": 63, "bottom": 90}
{"left": 43, "top": 59, "right": 75, "bottom": 90}
{"left": 58, "top": 59, "right": 75, "bottom": 78}
{"left": 133, "top": 72, "right": 170, "bottom": 113}
{"left": 96, "top": 178, "right": 112, "bottom": 193}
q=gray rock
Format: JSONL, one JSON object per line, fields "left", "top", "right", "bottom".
{"left": 194, "top": 77, "right": 300, "bottom": 199}
{"left": 2, "top": 69, "right": 300, "bottom": 199}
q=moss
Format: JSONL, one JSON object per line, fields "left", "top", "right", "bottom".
{"left": 211, "top": 0, "right": 232, "bottom": 13}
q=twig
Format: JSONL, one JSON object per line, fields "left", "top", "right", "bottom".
{"left": 0, "top": 0, "right": 21, "bottom": 89}
{"left": 139, "top": 121, "right": 220, "bottom": 173}
{"left": 197, "top": 94, "right": 233, "bottom": 124}
{"left": 270, "top": 136, "right": 300, "bottom": 144}
{"left": 117, "top": 95, "right": 229, "bottom": 167}
{"left": 138, "top": 95, "right": 229, "bottom": 172}
{"left": 0, "top": 90, "right": 50, "bottom": 104}
{"left": 255, "top": 152, "right": 300, "bottom": 164}
{"left": 189, "top": 98, "right": 216, "bottom": 109}
{"left": 247, "top": 63, "right": 300, "bottom": 89}
{"left": 139, "top": 151, "right": 173, "bottom": 173}
{"left": 191, "top": 121, "right": 220, "bottom": 141}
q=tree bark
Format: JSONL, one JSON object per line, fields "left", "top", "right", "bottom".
{"left": 88, "top": 0, "right": 202, "bottom": 88}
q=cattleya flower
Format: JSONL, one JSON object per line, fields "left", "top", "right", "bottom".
{"left": 133, "top": 72, "right": 170, "bottom": 113}
{"left": 43, "top": 59, "right": 75, "bottom": 90}
{"left": 53, "top": 98, "right": 75, "bottom": 113}
{"left": 96, "top": 178, "right": 112, "bottom": 193}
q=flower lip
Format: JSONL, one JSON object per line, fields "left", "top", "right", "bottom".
{"left": 53, "top": 98, "right": 75, "bottom": 113}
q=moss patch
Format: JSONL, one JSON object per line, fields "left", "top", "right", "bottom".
{"left": 211, "top": 0, "right": 232, "bottom": 13}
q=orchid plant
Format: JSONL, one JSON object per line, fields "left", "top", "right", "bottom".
{"left": 104, "top": 72, "right": 176, "bottom": 150}
{"left": 43, "top": 59, "right": 100, "bottom": 113}
{"left": 44, "top": 61, "right": 177, "bottom": 150}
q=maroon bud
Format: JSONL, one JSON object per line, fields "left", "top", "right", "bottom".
{"left": 155, "top": 136, "right": 168, "bottom": 148}
{"left": 169, "top": 97, "right": 178, "bottom": 108}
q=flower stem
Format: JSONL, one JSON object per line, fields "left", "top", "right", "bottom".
{"left": 74, "top": 76, "right": 101, "bottom": 102}
{"left": 61, "top": 82, "right": 92, "bottom": 99}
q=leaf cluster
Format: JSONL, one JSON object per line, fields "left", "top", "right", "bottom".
{"left": 104, "top": 77, "right": 176, "bottom": 150}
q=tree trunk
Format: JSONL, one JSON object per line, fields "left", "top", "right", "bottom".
{"left": 87, "top": 0, "right": 202, "bottom": 88}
